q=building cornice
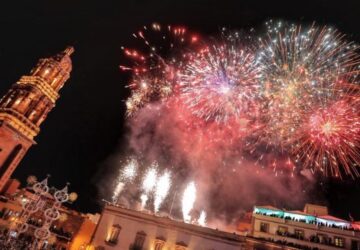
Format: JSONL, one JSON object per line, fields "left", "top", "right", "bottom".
{"left": 0, "top": 109, "right": 38, "bottom": 141}
{"left": 17, "top": 76, "right": 59, "bottom": 103}
{"left": 104, "top": 205, "right": 244, "bottom": 246}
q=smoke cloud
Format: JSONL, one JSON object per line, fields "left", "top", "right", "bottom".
{"left": 103, "top": 100, "right": 319, "bottom": 223}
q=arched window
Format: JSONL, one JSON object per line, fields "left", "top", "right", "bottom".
{"left": 132, "top": 231, "right": 146, "bottom": 250}
{"left": 154, "top": 236, "right": 166, "bottom": 250}
{"left": 0, "top": 144, "right": 22, "bottom": 177}
{"left": 175, "top": 241, "right": 188, "bottom": 250}
{"left": 105, "top": 224, "right": 121, "bottom": 245}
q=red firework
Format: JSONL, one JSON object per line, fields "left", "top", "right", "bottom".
{"left": 293, "top": 97, "right": 360, "bottom": 178}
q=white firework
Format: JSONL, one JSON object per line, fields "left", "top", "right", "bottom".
{"left": 182, "top": 181, "right": 196, "bottom": 223}
{"left": 142, "top": 165, "right": 158, "bottom": 192}
{"left": 198, "top": 210, "right": 207, "bottom": 226}
{"left": 140, "top": 194, "right": 148, "bottom": 209}
{"left": 122, "top": 159, "right": 138, "bottom": 181}
{"left": 140, "top": 164, "right": 158, "bottom": 209}
{"left": 154, "top": 171, "right": 172, "bottom": 213}
{"left": 112, "top": 158, "right": 139, "bottom": 203}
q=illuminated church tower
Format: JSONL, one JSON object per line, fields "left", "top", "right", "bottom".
{"left": 0, "top": 47, "right": 74, "bottom": 191}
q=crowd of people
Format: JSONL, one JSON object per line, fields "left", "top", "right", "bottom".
{"left": 255, "top": 211, "right": 360, "bottom": 232}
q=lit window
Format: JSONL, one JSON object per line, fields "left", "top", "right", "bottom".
{"left": 105, "top": 224, "right": 121, "bottom": 245}
{"left": 334, "top": 237, "right": 345, "bottom": 248}
{"left": 14, "top": 98, "right": 21, "bottom": 106}
{"left": 294, "top": 229, "right": 304, "bottom": 239}
{"left": 260, "top": 222, "right": 269, "bottom": 233}
{"left": 318, "top": 234, "right": 328, "bottom": 244}
{"left": 132, "top": 231, "right": 146, "bottom": 250}
{"left": 277, "top": 226, "right": 288, "bottom": 235}
{"left": 29, "top": 111, "right": 37, "bottom": 119}
{"left": 154, "top": 237, "right": 165, "bottom": 250}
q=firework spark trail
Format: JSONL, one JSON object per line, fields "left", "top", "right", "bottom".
{"left": 121, "top": 23, "right": 200, "bottom": 116}
{"left": 198, "top": 210, "right": 207, "bottom": 226}
{"left": 182, "top": 182, "right": 196, "bottom": 223}
{"left": 142, "top": 163, "right": 158, "bottom": 191}
{"left": 112, "top": 183, "right": 124, "bottom": 203}
{"left": 112, "top": 158, "right": 138, "bottom": 203}
{"left": 140, "top": 164, "right": 158, "bottom": 209}
{"left": 154, "top": 171, "right": 172, "bottom": 213}
{"left": 140, "top": 194, "right": 148, "bottom": 209}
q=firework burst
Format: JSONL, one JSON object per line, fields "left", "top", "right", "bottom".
{"left": 293, "top": 97, "right": 360, "bottom": 177}
{"left": 179, "top": 33, "right": 263, "bottom": 123}
{"left": 256, "top": 21, "right": 360, "bottom": 177}
{"left": 257, "top": 21, "right": 360, "bottom": 147}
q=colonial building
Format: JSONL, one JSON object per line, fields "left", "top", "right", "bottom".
{"left": 90, "top": 204, "right": 246, "bottom": 250}
{"left": 250, "top": 204, "right": 360, "bottom": 250}
{"left": 0, "top": 47, "right": 74, "bottom": 191}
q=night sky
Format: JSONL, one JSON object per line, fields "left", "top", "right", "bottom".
{"left": 0, "top": 0, "right": 360, "bottom": 218}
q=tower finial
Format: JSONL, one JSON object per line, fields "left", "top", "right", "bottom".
{"left": 63, "top": 46, "right": 75, "bottom": 56}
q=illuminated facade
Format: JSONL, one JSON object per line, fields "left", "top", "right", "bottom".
{"left": 250, "top": 204, "right": 360, "bottom": 250}
{"left": 0, "top": 47, "right": 74, "bottom": 191}
{"left": 0, "top": 181, "right": 98, "bottom": 250}
{"left": 91, "top": 204, "right": 246, "bottom": 250}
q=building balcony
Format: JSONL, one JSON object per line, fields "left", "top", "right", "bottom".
{"left": 254, "top": 231, "right": 344, "bottom": 250}
{"left": 254, "top": 213, "right": 360, "bottom": 238}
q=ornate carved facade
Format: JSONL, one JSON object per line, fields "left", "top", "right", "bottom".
{"left": 0, "top": 47, "right": 74, "bottom": 191}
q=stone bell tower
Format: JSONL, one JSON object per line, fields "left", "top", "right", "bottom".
{"left": 0, "top": 47, "right": 74, "bottom": 191}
